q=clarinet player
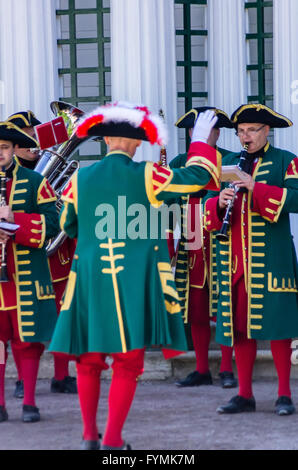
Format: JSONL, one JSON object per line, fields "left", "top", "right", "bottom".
{"left": 204, "top": 104, "right": 298, "bottom": 416}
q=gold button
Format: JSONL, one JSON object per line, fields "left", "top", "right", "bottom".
{"left": 154, "top": 246, "right": 159, "bottom": 251}
{"left": 171, "top": 301, "right": 176, "bottom": 306}
{"left": 74, "top": 254, "right": 79, "bottom": 259}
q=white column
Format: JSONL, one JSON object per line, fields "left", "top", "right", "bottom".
{"left": 110, "top": 0, "right": 178, "bottom": 163}
{"left": 0, "top": 0, "right": 59, "bottom": 122}
{"left": 208, "top": 0, "right": 247, "bottom": 153}
{"left": 273, "top": 0, "right": 298, "bottom": 253}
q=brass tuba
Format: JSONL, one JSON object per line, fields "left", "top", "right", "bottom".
{"left": 35, "top": 101, "right": 88, "bottom": 256}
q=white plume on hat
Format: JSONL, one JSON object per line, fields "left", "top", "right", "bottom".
{"left": 76, "top": 101, "right": 168, "bottom": 146}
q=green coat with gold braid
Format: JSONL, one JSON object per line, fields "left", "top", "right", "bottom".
{"left": 204, "top": 143, "right": 298, "bottom": 346}
{"left": 49, "top": 142, "right": 221, "bottom": 356}
{"left": 166, "top": 147, "right": 231, "bottom": 322}
{"left": 3, "top": 160, "right": 59, "bottom": 342}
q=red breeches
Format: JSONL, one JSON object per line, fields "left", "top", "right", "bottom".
{"left": 0, "top": 308, "right": 44, "bottom": 358}
{"left": 0, "top": 309, "right": 44, "bottom": 408}
{"left": 188, "top": 285, "right": 209, "bottom": 326}
{"left": 77, "top": 348, "right": 145, "bottom": 380}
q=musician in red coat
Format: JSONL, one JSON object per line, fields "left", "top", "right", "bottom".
{"left": 169, "top": 107, "right": 237, "bottom": 388}
{"left": 7, "top": 111, "right": 77, "bottom": 396}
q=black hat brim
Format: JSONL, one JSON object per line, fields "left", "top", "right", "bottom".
{"left": 176, "top": 107, "right": 234, "bottom": 129}
{"left": 231, "top": 105, "right": 293, "bottom": 129}
{"left": 0, "top": 124, "right": 38, "bottom": 148}
{"left": 7, "top": 112, "right": 42, "bottom": 129}
{"left": 86, "top": 122, "right": 150, "bottom": 141}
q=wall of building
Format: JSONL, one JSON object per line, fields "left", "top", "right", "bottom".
{"left": 0, "top": 0, "right": 297, "bottom": 249}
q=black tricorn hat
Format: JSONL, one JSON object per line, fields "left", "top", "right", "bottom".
{"left": 175, "top": 106, "right": 233, "bottom": 129}
{"left": 231, "top": 104, "right": 293, "bottom": 129}
{"left": 0, "top": 122, "right": 38, "bottom": 148}
{"left": 7, "top": 111, "right": 42, "bottom": 129}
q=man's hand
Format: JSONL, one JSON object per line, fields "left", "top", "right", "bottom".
{"left": 218, "top": 187, "right": 236, "bottom": 209}
{"left": 191, "top": 110, "right": 218, "bottom": 143}
{"left": 233, "top": 173, "right": 255, "bottom": 192}
{"left": 0, "top": 206, "right": 15, "bottom": 223}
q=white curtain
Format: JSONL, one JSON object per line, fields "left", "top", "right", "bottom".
{"left": 0, "top": 0, "right": 59, "bottom": 122}
{"left": 110, "top": 0, "right": 178, "bottom": 163}
{"left": 208, "top": 0, "right": 247, "bottom": 153}
{"left": 274, "top": 0, "right": 298, "bottom": 253}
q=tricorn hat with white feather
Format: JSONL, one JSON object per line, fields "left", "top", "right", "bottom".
{"left": 76, "top": 101, "right": 168, "bottom": 146}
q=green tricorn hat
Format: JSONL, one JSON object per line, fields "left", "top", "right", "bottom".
{"left": 231, "top": 104, "right": 293, "bottom": 129}
{"left": 7, "top": 110, "right": 42, "bottom": 129}
{"left": 175, "top": 106, "right": 233, "bottom": 129}
{"left": 0, "top": 122, "right": 38, "bottom": 148}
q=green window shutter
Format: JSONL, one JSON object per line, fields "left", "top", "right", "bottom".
{"left": 175, "top": 0, "right": 208, "bottom": 151}
{"left": 245, "top": 1, "right": 273, "bottom": 106}
{"left": 56, "top": 0, "right": 111, "bottom": 161}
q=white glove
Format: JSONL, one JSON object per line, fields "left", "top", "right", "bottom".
{"left": 191, "top": 109, "right": 218, "bottom": 143}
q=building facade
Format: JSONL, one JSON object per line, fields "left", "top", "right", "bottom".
{"left": 0, "top": 0, "right": 297, "bottom": 247}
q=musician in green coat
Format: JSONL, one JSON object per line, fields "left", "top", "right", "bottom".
{"left": 204, "top": 104, "right": 298, "bottom": 416}
{"left": 49, "top": 103, "right": 221, "bottom": 450}
{"left": 0, "top": 122, "right": 59, "bottom": 424}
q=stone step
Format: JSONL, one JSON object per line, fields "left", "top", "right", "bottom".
{"left": 5, "top": 348, "right": 298, "bottom": 381}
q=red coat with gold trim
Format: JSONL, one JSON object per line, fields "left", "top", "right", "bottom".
{"left": 48, "top": 238, "right": 77, "bottom": 284}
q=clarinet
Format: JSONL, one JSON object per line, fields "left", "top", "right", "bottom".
{"left": 0, "top": 167, "right": 9, "bottom": 282}
{"left": 216, "top": 144, "right": 249, "bottom": 242}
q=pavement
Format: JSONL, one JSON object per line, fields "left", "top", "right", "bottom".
{"left": 2, "top": 351, "right": 298, "bottom": 451}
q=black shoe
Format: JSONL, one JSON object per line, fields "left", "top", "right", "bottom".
{"left": 22, "top": 405, "right": 40, "bottom": 423}
{"left": 219, "top": 372, "right": 237, "bottom": 389}
{"left": 101, "top": 441, "right": 132, "bottom": 450}
{"left": 80, "top": 433, "right": 102, "bottom": 450}
{"left": 216, "top": 395, "right": 256, "bottom": 414}
{"left": 0, "top": 406, "right": 8, "bottom": 422}
{"left": 175, "top": 371, "right": 212, "bottom": 387}
{"left": 275, "top": 396, "right": 296, "bottom": 416}
{"left": 14, "top": 380, "right": 24, "bottom": 399}
{"left": 51, "top": 376, "right": 77, "bottom": 394}
{"left": 62, "top": 376, "right": 77, "bottom": 393}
